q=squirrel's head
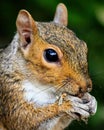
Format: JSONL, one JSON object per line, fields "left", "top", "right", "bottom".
{"left": 16, "top": 3, "right": 92, "bottom": 97}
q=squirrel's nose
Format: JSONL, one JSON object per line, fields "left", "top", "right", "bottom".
{"left": 86, "top": 79, "right": 92, "bottom": 92}
{"left": 78, "top": 79, "right": 92, "bottom": 97}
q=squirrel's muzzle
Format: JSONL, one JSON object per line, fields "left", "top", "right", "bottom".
{"left": 77, "top": 79, "right": 92, "bottom": 97}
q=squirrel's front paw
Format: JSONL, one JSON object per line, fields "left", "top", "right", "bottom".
{"left": 59, "top": 93, "right": 97, "bottom": 121}
{"left": 68, "top": 93, "right": 97, "bottom": 121}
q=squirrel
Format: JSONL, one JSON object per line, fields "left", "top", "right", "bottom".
{"left": 0, "top": 3, "right": 97, "bottom": 130}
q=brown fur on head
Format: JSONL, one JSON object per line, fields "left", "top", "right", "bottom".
{"left": 16, "top": 3, "right": 92, "bottom": 97}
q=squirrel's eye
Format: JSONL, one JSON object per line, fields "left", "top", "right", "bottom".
{"left": 44, "top": 49, "right": 59, "bottom": 62}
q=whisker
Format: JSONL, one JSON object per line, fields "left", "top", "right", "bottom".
{"left": 34, "top": 85, "right": 54, "bottom": 96}
{"left": 90, "top": 71, "right": 104, "bottom": 77}
{"left": 33, "top": 82, "right": 67, "bottom": 103}
{"left": 56, "top": 80, "right": 68, "bottom": 93}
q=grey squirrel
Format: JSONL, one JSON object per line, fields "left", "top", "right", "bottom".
{"left": 0, "top": 3, "right": 97, "bottom": 130}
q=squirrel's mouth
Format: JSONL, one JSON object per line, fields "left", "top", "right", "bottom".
{"left": 62, "top": 91, "right": 85, "bottom": 98}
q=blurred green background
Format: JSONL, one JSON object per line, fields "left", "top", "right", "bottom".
{"left": 0, "top": 0, "right": 104, "bottom": 129}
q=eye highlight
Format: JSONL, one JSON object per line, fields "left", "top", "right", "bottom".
{"left": 43, "top": 49, "right": 59, "bottom": 63}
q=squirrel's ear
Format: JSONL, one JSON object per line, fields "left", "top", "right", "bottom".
{"left": 53, "top": 3, "right": 68, "bottom": 26}
{"left": 16, "top": 10, "right": 37, "bottom": 48}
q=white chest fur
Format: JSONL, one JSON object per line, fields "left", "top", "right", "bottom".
{"left": 22, "top": 80, "right": 71, "bottom": 130}
{"left": 22, "top": 80, "right": 57, "bottom": 106}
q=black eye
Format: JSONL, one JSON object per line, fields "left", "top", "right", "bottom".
{"left": 44, "top": 49, "right": 59, "bottom": 62}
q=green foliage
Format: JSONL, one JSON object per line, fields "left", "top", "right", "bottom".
{"left": 0, "top": 0, "right": 104, "bottom": 129}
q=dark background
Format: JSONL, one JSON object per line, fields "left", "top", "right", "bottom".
{"left": 0, "top": 0, "right": 104, "bottom": 129}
